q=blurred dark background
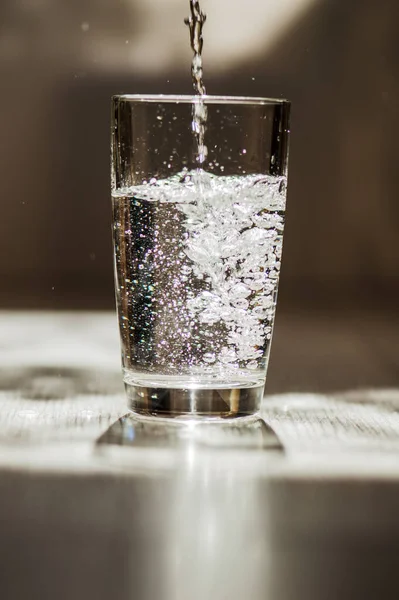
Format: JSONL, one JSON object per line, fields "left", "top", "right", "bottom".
{"left": 0, "top": 0, "right": 398, "bottom": 313}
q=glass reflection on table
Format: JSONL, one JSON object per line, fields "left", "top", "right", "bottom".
{"left": 98, "top": 413, "right": 282, "bottom": 451}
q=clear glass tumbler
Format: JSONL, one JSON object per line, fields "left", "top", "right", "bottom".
{"left": 111, "top": 95, "right": 290, "bottom": 419}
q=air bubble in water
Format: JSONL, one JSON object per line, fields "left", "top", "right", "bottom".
{"left": 203, "top": 352, "right": 216, "bottom": 363}
{"left": 230, "top": 283, "right": 251, "bottom": 299}
{"left": 219, "top": 348, "right": 237, "bottom": 364}
{"left": 180, "top": 265, "right": 192, "bottom": 275}
{"left": 233, "top": 298, "right": 249, "bottom": 310}
{"left": 246, "top": 361, "right": 258, "bottom": 370}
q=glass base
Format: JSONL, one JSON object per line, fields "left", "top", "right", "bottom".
{"left": 125, "top": 383, "right": 264, "bottom": 420}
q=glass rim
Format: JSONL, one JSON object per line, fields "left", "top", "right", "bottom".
{"left": 112, "top": 94, "right": 290, "bottom": 106}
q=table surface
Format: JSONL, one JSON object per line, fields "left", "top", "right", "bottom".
{"left": 1, "top": 310, "right": 399, "bottom": 600}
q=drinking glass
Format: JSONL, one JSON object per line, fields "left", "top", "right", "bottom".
{"left": 111, "top": 95, "right": 290, "bottom": 419}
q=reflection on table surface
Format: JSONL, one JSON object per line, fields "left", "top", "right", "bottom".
{"left": 94, "top": 412, "right": 399, "bottom": 600}
{"left": 98, "top": 412, "right": 283, "bottom": 451}
{"left": 98, "top": 414, "right": 280, "bottom": 600}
